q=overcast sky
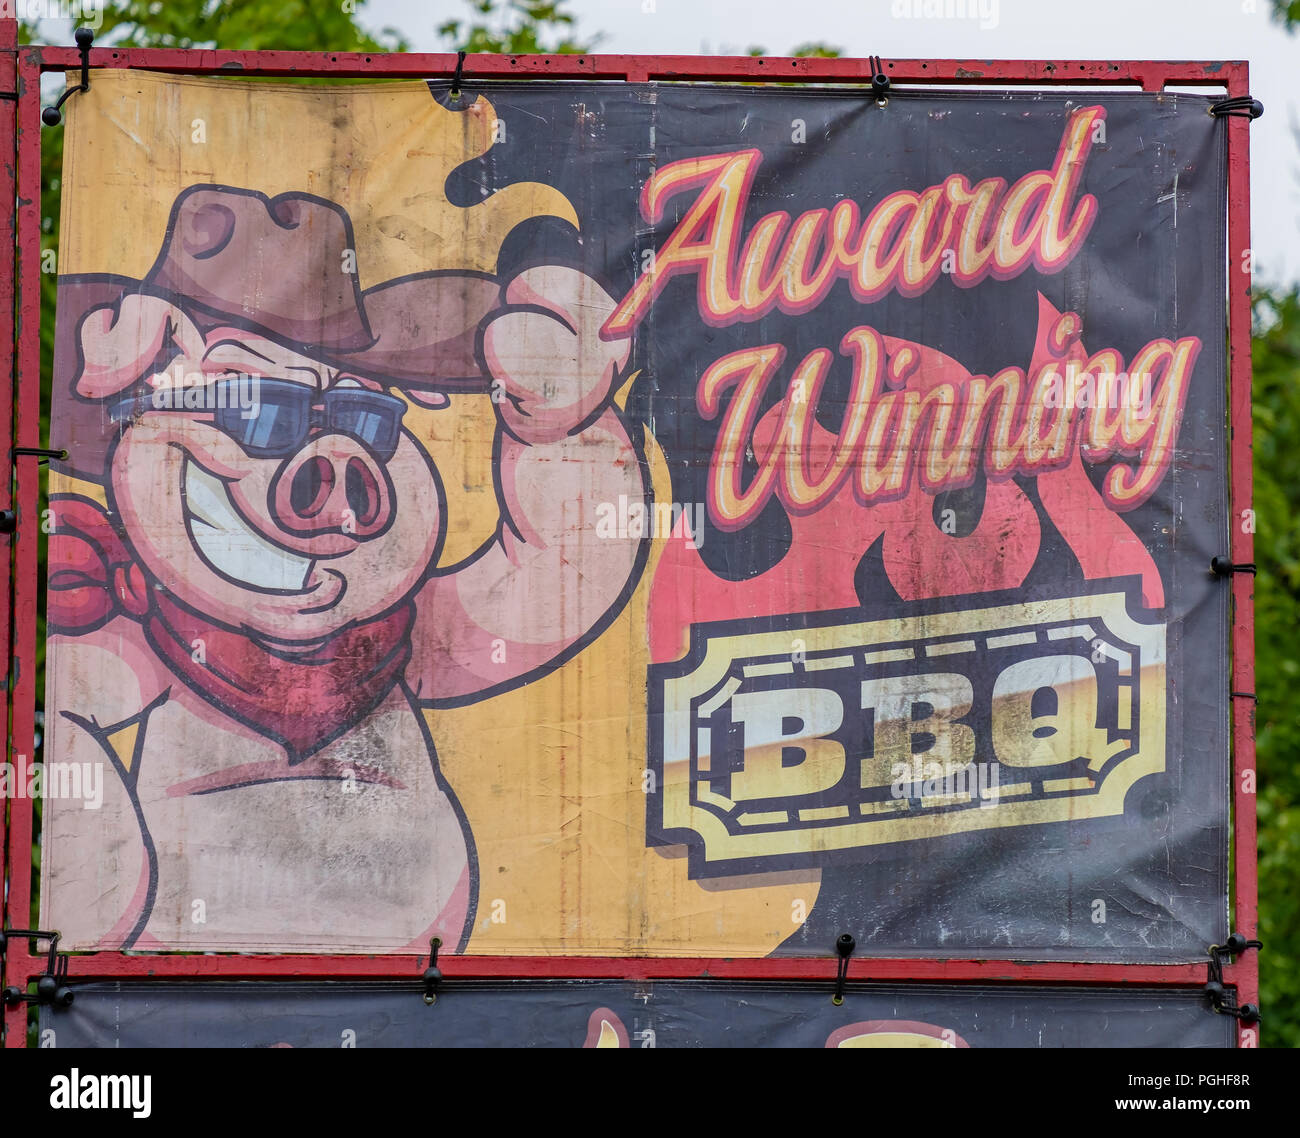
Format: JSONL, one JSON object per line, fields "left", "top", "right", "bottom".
{"left": 356, "top": 0, "right": 1300, "bottom": 287}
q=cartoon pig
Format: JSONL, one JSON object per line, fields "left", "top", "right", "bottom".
{"left": 42, "top": 186, "right": 646, "bottom": 952}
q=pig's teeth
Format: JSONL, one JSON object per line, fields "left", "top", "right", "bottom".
{"left": 184, "top": 463, "right": 314, "bottom": 592}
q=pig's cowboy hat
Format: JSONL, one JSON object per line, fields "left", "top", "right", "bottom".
{"left": 55, "top": 184, "right": 500, "bottom": 477}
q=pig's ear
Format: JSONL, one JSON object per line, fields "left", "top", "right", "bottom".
{"left": 74, "top": 293, "right": 206, "bottom": 401}
{"left": 404, "top": 389, "right": 451, "bottom": 409}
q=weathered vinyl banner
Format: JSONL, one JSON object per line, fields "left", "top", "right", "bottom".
{"left": 42, "top": 982, "right": 1233, "bottom": 1049}
{"left": 41, "top": 73, "right": 1229, "bottom": 959}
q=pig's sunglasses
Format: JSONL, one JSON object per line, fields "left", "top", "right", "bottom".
{"left": 109, "top": 376, "right": 408, "bottom": 462}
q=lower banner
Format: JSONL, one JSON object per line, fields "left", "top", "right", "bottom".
{"left": 39, "top": 981, "right": 1231, "bottom": 1048}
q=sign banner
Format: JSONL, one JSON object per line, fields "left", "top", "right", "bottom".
{"left": 40, "top": 981, "right": 1232, "bottom": 1048}
{"left": 40, "top": 72, "right": 1228, "bottom": 959}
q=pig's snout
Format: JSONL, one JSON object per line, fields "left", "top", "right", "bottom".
{"left": 271, "top": 437, "right": 394, "bottom": 539}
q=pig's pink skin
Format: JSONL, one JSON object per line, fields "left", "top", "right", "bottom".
{"left": 94, "top": 266, "right": 642, "bottom": 685}
{"left": 44, "top": 621, "right": 473, "bottom": 952}
{"left": 112, "top": 419, "right": 445, "bottom": 643}
{"left": 46, "top": 266, "right": 646, "bottom": 949}
{"left": 410, "top": 266, "right": 642, "bottom": 702}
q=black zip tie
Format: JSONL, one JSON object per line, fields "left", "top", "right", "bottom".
{"left": 1205, "top": 935, "right": 1262, "bottom": 1024}
{"left": 1, "top": 448, "right": 70, "bottom": 535}
{"left": 421, "top": 936, "right": 443, "bottom": 1005}
{"left": 1231, "top": 691, "right": 1258, "bottom": 701}
{"left": 869, "top": 56, "right": 890, "bottom": 101}
{"left": 1209, "top": 96, "right": 1264, "bottom": 120}
{"left": 42, "top": 27, "right": 93, "bottom": 128}
{"left": 450, "top": 50, "right": 467, "bottom": 99}
{"left": 13, "top": 447, "right": 68, "bottom": 463}
{"left": 831, "top": 933, "right": 855, "bottom": 1005}
{"left": 1210, "top": 556, "right": 1256, "bottom": 577}
{"left": 0, "top": 929, "right": 74, "bottom": 1009}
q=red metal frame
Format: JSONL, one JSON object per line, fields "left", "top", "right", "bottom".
{"left": 0, "top": 12, "right": 13, "bottom": 1045}
{"left": 1226, "top": 88, "right": 1260, "bottom": 1049}
{"left": 4, "top": 32, "right": 40, "bottom": 1050}
{"left": 14, "top": 952, "right": 1215, "bottom": 984}
{"left": 0, "top": 34, "right": 1258, "bottom": 1046}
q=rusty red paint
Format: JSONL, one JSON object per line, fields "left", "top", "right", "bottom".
{"left": 21, "top": 950, "right": 1223, "bottom": 985}
{"left": 0, "top": 31, "right": 1258, "bottom": 1046}
{"left": 1225, "top": 63, "right": 1260, "bottom": 1046}
{"left": 24, "top": 47, "right": 1245, "bottom": 90}
{"left": 3, "top": 43, "right": 42, "bottom": 1049}
{"left": 0, "top": 9, "right": 13, "bottom": 1047}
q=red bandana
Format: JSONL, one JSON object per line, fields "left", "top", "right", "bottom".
{"left": 49, "top": 495, "right": 414, "bottom": 762}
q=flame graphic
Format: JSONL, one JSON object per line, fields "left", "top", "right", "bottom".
{"left": 649, "top": 296, "right": 1163, "bottom": 665}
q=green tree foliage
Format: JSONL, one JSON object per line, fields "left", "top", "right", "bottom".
{"left": 786, "top": 43, "right": 844, "bottom": 57}
{"left": 438, "top": 0, "right": 597, "bottom": 54}
{"left": 1252, "top": 0, "right": 1300, "bottom": 1057}
{"left": 49, "top": 0, "right": 407, "bottom": 50}
{"left": 1251, "top": 289, "right": 1300, "bottom": 1047}
{"left": 747, "top": 42, "right": 844, "bottom": 57}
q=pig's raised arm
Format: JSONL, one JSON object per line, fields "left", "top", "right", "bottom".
{"left": 407, "top": 267, "right": 647, "bottom": 704}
